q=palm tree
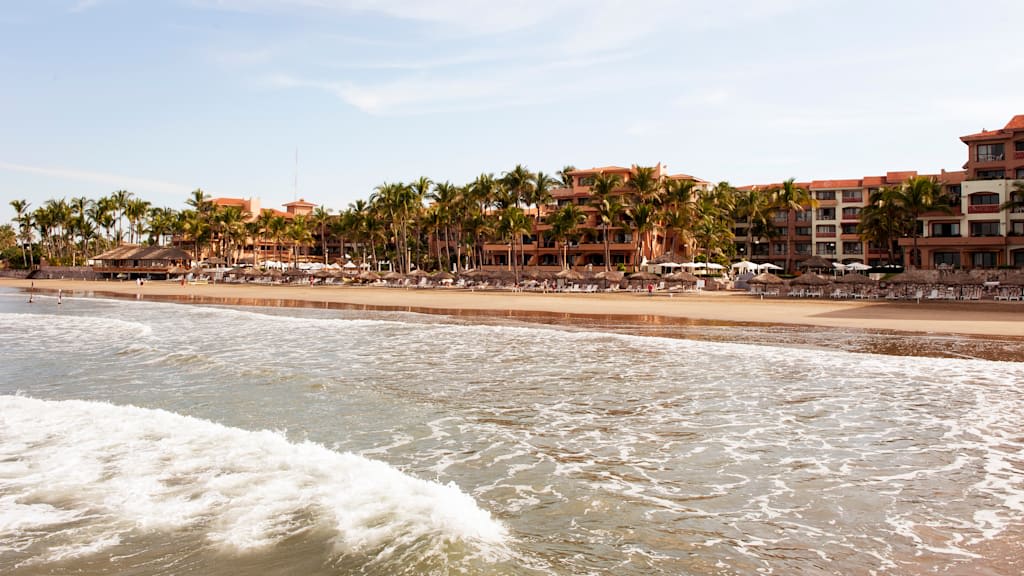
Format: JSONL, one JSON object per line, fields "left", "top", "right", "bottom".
{"left": 898, "top": 175, "right": 950, "bottom": 268}
{"left": 287, "top": 215, "right": 313, "bottom": 266}
{"left": 734, "top": 187, "right": 774, "bottom": 260}
{"left": 627, "top": 165, "right": 662, "bottom": 205}
{"left": 267, "top": 215, "right": 289, "bottom": 264}
{"left": 625, "top": 202, "right": 658, "bottom": 269}
{"left": 545, "top": 204, "right": 586, "bottom": 269}
{"left": 771, "top": 178, "right": 816, "bottom": 273}
{"left": 110, "top": 189, "right": 132, "bottom": 244}
{"left": 525, "top": 171, "right": 558, "bottom": 267}
{"left": 311, "top": 205, "right": 333, "bottom": 265}
{"left": 9, "top": 199, "right": 32, "bottom": 267}
{"left": 858, "top": 185, "right": 910, "bottom": 266}
{"left": 502, "top": 164, "right": 534, "bottom": 208}
{"left": 497, "top": 206, "right": 532, "bottom": 282}
{"left": 591, "top": 193, "right": 625, "bottom": 271}
{"left": 558, "top": 165, "right": 576, "bottom": 189}
{"left": 999, "top": 180, "right": 1024, "bottom": 212}
{"left": 428, "top": 181, "right": 460, "bottom": 272}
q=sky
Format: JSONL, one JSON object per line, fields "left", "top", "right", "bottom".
{"left": 3, "top": 0, "right": 1024, "bottom": 224}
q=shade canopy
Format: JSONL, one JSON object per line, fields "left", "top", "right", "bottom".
{"left": 791, "top": 274, "right": 830, "bottom": 286}
{"left": 798, "top": 255, "right": 833, "bottom": 269}
{"left": 748, "top": 272, "right": 784, "bottom": 285}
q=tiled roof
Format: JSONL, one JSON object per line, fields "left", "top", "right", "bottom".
{"left": 211, "top": 197, "right": 247, "bottom": 206}
{"left": 810, "top": 179, "right": 861, "bottom": 189}
{"left": 571, "top": 166, "right": 632, "bottom": 174}
{"left": 283, "top": 198, "right": 317, "bottom": 207}
{"left": 1004, "top": 115, "right": 1024, "bottom": 130}
{"left": 961, "top": 115, "right": 1024, "bottom": 141}
{"left": 885, "top": 171, "right": 918, "bottom": 184}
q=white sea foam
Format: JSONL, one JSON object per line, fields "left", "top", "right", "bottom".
{"left": 0, "top": 395, "right": 507, "bottom": 566}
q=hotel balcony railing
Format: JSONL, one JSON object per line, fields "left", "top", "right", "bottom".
{"left": 976, "top": 154, "right": 1005, "bottom": 162}
{"left": 1016, "top": 151, "right": 1024, "bottom": 160}
{"left": 815, "top": 232, "right": 837, "bottom": 238}
{"left": 968, "top": 204, "right": 1000, "bottom": 214}
{"left": 815, "top": 250, "right": 837, "bottom": 256}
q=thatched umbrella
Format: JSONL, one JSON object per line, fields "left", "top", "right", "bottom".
{"left": 798, "top": 255, "right": 833, "bottom": 270}
{"left": 940, "top": 271, "right": 982, "bottom": 285}
{"left": 432, "top": 271, "right": 456, "bottom": 283}
{"left": 1001, "top": 273, "right": 1024, "bottom": 286}
{"left": 460, "top": 269, "right": 486, "bottom": 279}
{"left": 628, "top": 271, "right": 661, "bottom": 281}
{"left": 205, "top": 256, "right": 227, "bottom": 266}
{"left": 313, "top": 269, "right": 334, "bottom": 278}
{"left": 888, "top": 270, "right": 934, "bottom": 284}
{"left": 834, "top": 273, "right": 875, "bottom": 285}
{"left": 556, "top": 269, "right": 584, "bottom": 281}
{"left": 383, "top": 271, "right": 405, "bottom": 281}
{"left": 748, "top": 272, "right": 784, "bottom": 285}
{"left": 650, "top": 252, "right": 684, "bottom": 265}
{"left": 357, "top": 270, "right": 381, "bottom": 282}
{"left": 665, "top": 270, "right": 699, "bottom": 284}
{"left": 407, "top": 269, "right": 430, "bottom": 278}
{"left": 595, "top": 270, "right": 624, "bottom": 282}
{"left": 791, "top": 273, "right": 830, "bottom": 286}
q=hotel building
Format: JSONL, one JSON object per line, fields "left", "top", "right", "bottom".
{"left": 480, "top": 163, "right": 710, "bottom": 270}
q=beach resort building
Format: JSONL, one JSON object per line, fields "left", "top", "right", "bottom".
{"left": 480, "top": 163, "right": 710, "bottom": 270}
{"left": 897, "top": 115, "right": 1024, "bottom": 269}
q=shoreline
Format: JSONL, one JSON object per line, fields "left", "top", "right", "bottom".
{"left": 5, "top": 278, "right": 1024, "bottom": 361}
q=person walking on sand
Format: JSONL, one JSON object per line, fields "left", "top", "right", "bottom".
{"left": 647, "top": 283, "right": 654, "bottom": 296}
{"left": 57, "top": 289, "right": 62, "bottom": 305}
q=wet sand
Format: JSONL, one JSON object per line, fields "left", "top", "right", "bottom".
{"left": 6, "top": 278, "right": 1024, "bottom": 361}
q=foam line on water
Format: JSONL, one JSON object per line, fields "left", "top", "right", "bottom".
{"left": 0, "top": 395, "right": 507, "bottom": 566}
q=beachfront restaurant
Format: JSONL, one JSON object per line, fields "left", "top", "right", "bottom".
{"left": 91, "top": 245, "right": 193, "bottom": 280}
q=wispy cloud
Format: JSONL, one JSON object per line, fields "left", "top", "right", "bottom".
{"left": 0, "top": 161, "right": 190, "bottom": 196}
{"left": 69, "top": 0, "right": 103, "bottom": 13}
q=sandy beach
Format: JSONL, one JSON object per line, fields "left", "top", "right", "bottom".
{"left": 6, "top": 277, "right": 1024, "bottom": 339}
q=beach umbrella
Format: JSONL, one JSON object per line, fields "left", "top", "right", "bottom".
{"left": 357, "top": 270, "right": 381, "bottom": 282}
{"left": 594, "top": 270, "right": 624, "bottom": 282}
{"left": 313, "top": 269, "right": 334, "bottom": 278}
{"left": 432, "top": 271, "right": 456, "bottom": 281}
{"left": 407, "top": 269, "right": 430, "bottom": 277}
{"left": 678, "top": 262, "right": 703, "bottom": 269}
{"left": 730, "top": 260, "right": 757, "bottom": 272}
{"left": 383, "top": 271, "right": 404, "bottom": 281}
{"left": 834, "top": 273, "right": 875, "bottom": 285}
{"left": 832, "top": 262, "right": 848, "bottom": 271}
{"left": 757, "top": 263, "right": 783, "bottom": 271}
{"left": 650, "top": 252, "right": 685, "bottom": 265}
{"left": 888, "top": 270, "right": 933, "bottom": 284}
{"left": 628, "top": 271, "right": 661, "bottom": 281}
{"left": 1000, "top": 273, "right": 1024, "bottom": 286}
{"left": 748, "top": 272, "right": 784, "bottom": 285}
{"left": 665, "top": 271, "right": 699, "bottom": 283}
{"left": 844, "top": 262, "right": 872, "bottom": 271}
{"left": 791, "top": 273, "right": 830, "bottom": 286}
{"left": 704, "top": 263, "right": 725, "bottom": 270}
{"left": 939, "top": 271, "right": 982, "bottom": 285}
{"left": 556, "top": 268, "right": 585, "bottom": 281}
{"left": 798, "top": 255, "right": 833, "bottom": 269}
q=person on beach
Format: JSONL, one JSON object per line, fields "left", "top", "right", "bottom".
{"left": 647, "top": 283, "right": 654, "bottom": 295}
{"left": 57, "top": 289, "right": 62, "bottom": 305}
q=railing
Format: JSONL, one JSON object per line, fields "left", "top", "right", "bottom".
{"left": 815, "top": 232, "right": 837, "bottom": 238}
{"left": 976, "top": 153, "right": 1005, "bottom": 162}
{"left": 968, "top": 204, "right": 1000, "bottom": 214}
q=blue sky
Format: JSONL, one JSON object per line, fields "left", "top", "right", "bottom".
{"left": 3, "top": 0, "right": 1023, "bottom": 224}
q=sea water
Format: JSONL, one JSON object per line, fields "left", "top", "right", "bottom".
{"left": 1, "top": 288, "right": 1022, "bottom": 574}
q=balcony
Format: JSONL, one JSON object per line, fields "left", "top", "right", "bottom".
{"left": 1016, "top": 151, "right": 1024, "bottom": 160}
{"left": 815, "top": 232, "right": 837, "bottom": 238}
{"left": 968, "top": 204, "right": 1000, "bottom": 214}
{"left": 976, "top": 153, "right": 1005, "bottom": 163}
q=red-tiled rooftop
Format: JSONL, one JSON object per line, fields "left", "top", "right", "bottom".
{"left": 570, "top": 166, "right": 632, "bottom": 174}
{"left": 960, "top": 114, "right": 1024, "bottom": 141}
{"left": 810, "top": 179, "right": 861, "bottom": 189}
{"left": 283, "top": 198, "right": 317, "bottom": 207}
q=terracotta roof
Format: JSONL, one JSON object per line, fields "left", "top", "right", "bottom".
{"left": 1005, "top": 114, "right": 1024, "bottom": 130}
{"left": 571, "top": 166, "right": 632, "bottom": 175}
{"left": 667, "top": 173, "right": 708, "bottom": 183}
{"left": 210, "top": 197, "right": 247, "bottom": 206}
{"left": 937, "top": 170, "right": 966, "bottom": 184}
{"left": 960, "top": 115, "right": 1024, "bottom": 141}
{"left": 885, "top": 171, "right": 918, "bottom": 184}
{"left": 92, "top": 245, "right": 193, "bottom": 261}
{"left": 260, "top": 208, "right": 293, "bottom": 218}
{"left": 810, "top": 179, "right": 861, "bottom": 189}
{"left": 283, "top": 198, "right": 317, "bottom": 207}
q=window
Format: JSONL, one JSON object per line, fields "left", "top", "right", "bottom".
{"left": 946, "top": 184, "right": 962, "bottom": 205}
{"left": 578, "top": 176, "right": 595, "bottom": 187}
{"left": 1012, "top": 221, "right": 1024, "bottom": 235}
{"left": 931, "top": 222, "right": 960, "bottom": 237}
{"left": 795, "top": 242, "right": 811, "bottom": 255}
{"left": 970, "top": 193, "right": 1000, "bottom": 205}
{"left": 1017, "top": 168, "right": 1024, "bottom": 179}
{"left": 816, "top": 207, "right": 836, "bottom": 220}
{"left": 972, "top": 252, "right": 998, "bottom": 268}
{"left": 842, "top": 223, "right": 859, "bottom": 234}
{"left": 774, "top": 227, "right": 787, "bottom": 237}
{"left": 816, "top": 191, "right": 835, "bottom": 200}
{"left": 841, "top": 190, "right": 863, "bottom": 202}
{"left": 577, "top": 198, "right": 588, "bottom": 205}
{"left": 1016, "top": 141, "right": 1024, "bottom": 152}
{"left": 557, "top": 199, "right": 572, "bottom": 206}
{"left": 815, "top": 242, "right": 836, "bottom": 255}
{"left": 795, "top": 226, "right": 811, "bottom": 236}
{"left": 816, "top": 224, "right": 836, "bottom": 235}
{"left": 795, "top": 211, "right": 812, "bottom": 223}
{"left": 970, "top": 221, "right": 1000, "bottom": 236}
{"left": 976, "top": 169, "right": 1005, "bottom": 179}
{"left": 774, "top": 210, "right": 789, "bottom": 223}
{"left": 773, "top": 242, "right": 787, "bottom": 255}
{"left": 842, "top": 241, "right": 863, "bottom": 254}
{"left": 841, "top": 207, "right": 861, "bottom": 219}
{"left": 933, "top": 252, "right": 960, "bottom": 267}
{"left": 977, "top": 143, "right": 1005, "bottom": 162}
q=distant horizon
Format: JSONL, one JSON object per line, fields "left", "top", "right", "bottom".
{"left": 3, "top": 1, "right": 1023, "bottom": 223}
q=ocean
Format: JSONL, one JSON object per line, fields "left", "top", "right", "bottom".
{"left": 1, "top": 287, "right": 1022, "bottom": 574}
